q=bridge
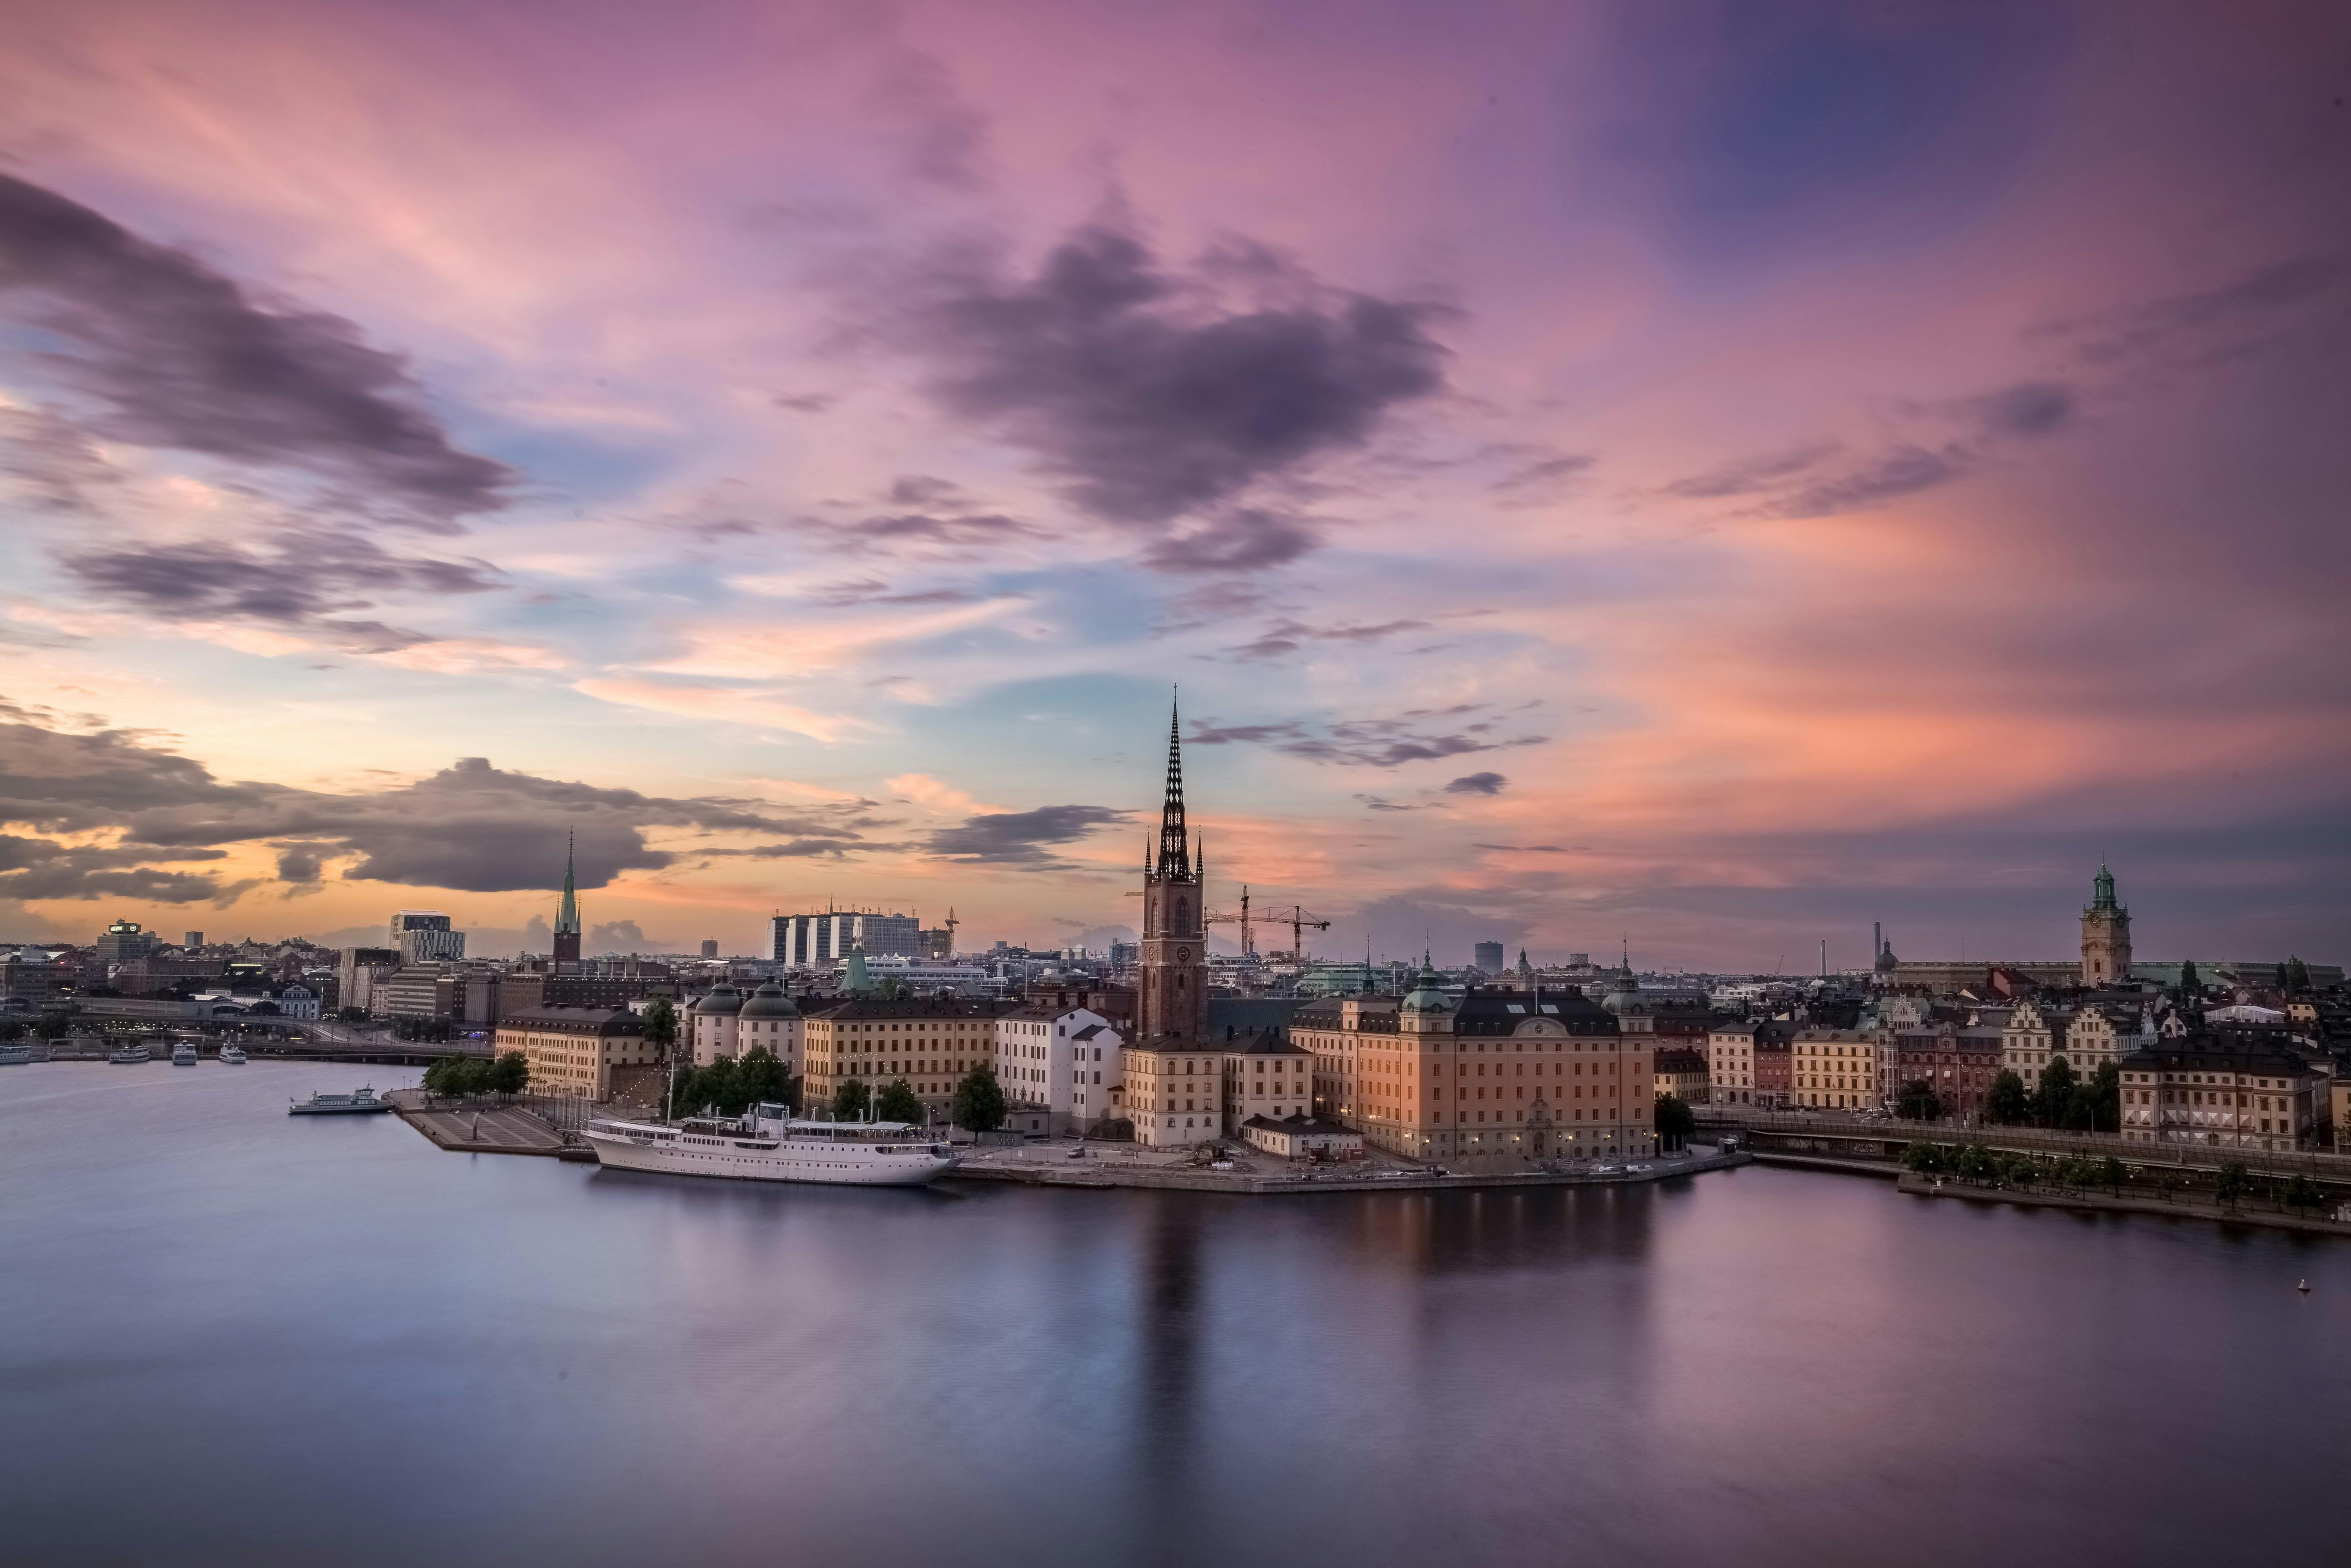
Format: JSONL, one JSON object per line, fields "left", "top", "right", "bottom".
{"left": 31, "top": 1010, "right": 489, "bottom": 1066}
{"left": 1698, "top": 1108, "right": 2351, "bottom": 1190}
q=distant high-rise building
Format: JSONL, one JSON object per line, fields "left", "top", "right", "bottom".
{"left": 94, "top": 918, "right": 159, "bottom": 967}
{"left": 700, "top": 939, "right": 719, "bottom": 960}
{"left": 770, "top": 910, "right": 922, "bottom": 966}
{"left": 183, "top": 930, "right": 204, "bottom": 949}
{"left": 1473, "top": 941, "right": 1505, "bottom": 972}
{"left": 553, "top": 833, "right": 582, "bottom": 967}
{"left": 390, "top": 910, "right": 464, "bottom": 963}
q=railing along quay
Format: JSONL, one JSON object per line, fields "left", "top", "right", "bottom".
{"left": 1699, "top": 1109, "right": 2351, "bottom": 1183}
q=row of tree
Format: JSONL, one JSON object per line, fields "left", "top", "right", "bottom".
{"left": 660, "top": 1050, "right": 1015, "bottom": 1135}
{"left": 1905, "top": 1141, "right": 2328, "bottom": 1215}
{"left": 1985, "top": 1056, "right": 2121, "bottom": 1131}
{"left": 422, "top": 1051, "right": 530, "bottom": 1098}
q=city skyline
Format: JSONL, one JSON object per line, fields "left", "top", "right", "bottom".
{"left": 3, "top": 2, "right": 2346, "bottom": 968}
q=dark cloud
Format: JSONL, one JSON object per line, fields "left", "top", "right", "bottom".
{"left": 0, "top": 174, "right": 509, "bottom": 522}
{"left": 1191, "top": 708, "right": 1546, "bottom": 768}
{"left": 1471, "top": 842, "right": 1565, "bottom": 853}
{"left": 0, "top": 715, "right": 877, "bottom": 900}
{"left": 1446, "top": 772, "right": 1507, "bottom": 796}
{"left": 59, "top": 527, "right": 503, "bottom": 651}
{"left": 1226, "top": 616, "right": 1428, "bottom": 660}
{"left": 867, "top": 49, "right": 991, "bottom": 191}
{"left": 806, "top": 579, "right": 977, "bottom": 608}
{"left": 1142, "top": 509, "right": 1322, "bottom": 574}
{"left": 1662, "top": 442, "right": 1839, "bottom": 499}
{"left": 926, "top": 804, "right": 1128, "bottom": 869}
{"left": 588, "top": 918, "right": 678, "bottom": 955}
{"left": 2033, "top": 252, "right": 2351, "bottom": 368}
{"left": 773, "top": 391, "right": 837, "bottom": 413}
{"left": 0, "top": 404, "right": 116, "bottom": 511}
{"left": 917, "top": 223, "right": 1447, "bottom": 527}
{"left": 1491, "top": 452, "right": 1595, "bottom": 501}
{"left": 885, "top": 474, "right": 965, "bottom": 506}
{"left": 1754, "top": 444, "right": 1967, "bottom": 519}
{"left": 0, "top": 831, "right": 229, "bottom": 904}
{"left": 1971, "top": 380, "right": 2073, "bottom": 438}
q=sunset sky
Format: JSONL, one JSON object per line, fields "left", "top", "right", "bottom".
{"left": 2, "top": 0, "right": 2345, "bottom": 968}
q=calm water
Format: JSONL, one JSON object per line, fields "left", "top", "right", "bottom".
{"left": 3, "top": 1061, "right": 2345, "bottom": 1567}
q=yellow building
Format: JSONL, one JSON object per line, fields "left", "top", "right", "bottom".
{"left": 2119, "top": 1038, "right": 2323, "bottom": 1151}
{"left": 801, "top": 999, "right": 997, "bottom": 1122}
{"left": 1294, "top": 967, "right": 1653, "bottom": 1163}
{"left": 1654, "top": 1046, "right": 1708, "bottom": 1104}
{"left": 1124, "top": 1041, "right": 1230, "bottom": 1147}
{"left": 493, "top": 1005, "right": 652, "bottom": 1100}
{"left": 1793, "top": 1029, "right": 1879, "bottom": 1111}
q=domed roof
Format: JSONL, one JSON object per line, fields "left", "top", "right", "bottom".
{"left": 694, "top": 983, "right": 745, "bottom": 1016}
{"left": 1400, "top": 952, "right": 1453, "bottom": 1013}
{"left": 739, "top": 980, "right": 798, "bottom": 1019}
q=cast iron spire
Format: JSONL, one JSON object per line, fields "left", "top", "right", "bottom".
{"left": 1158, "top": 695, "right": 1191, "bottom": 882}
{"left": 555, "top": 829, "right": 581, "bottom": 937}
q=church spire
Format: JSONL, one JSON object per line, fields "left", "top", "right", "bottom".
{"left": 1157, "top": 694, "right": 1191, "bottom": 882}
{"left": 555, "top": 830, "right": 581, "bottom": 936}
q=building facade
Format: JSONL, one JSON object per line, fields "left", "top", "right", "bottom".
{"left": 800, "top": 999, "right": 994, "bottom": 1123}
{"left": 1222, "top": 1030, "right": 1316, "bottom": 1129}
{"left": 2118, "top": 1037, "right": 2321, "bottom": 1151}
{"left": 1124, "top": 705, "right": 1218, "bottom": 1146}
{"left": 1655, "top": 1046, "right": 1709, "bottom": 1104}
{"left": 994, "top": 1000, "right": 1118, "bottom": 1134}
{"left": 390, "top": 911, "right": 465, "bottom": 964}
{"left": 770, "top": 910, "right": 924, "bottom": 966}
{"left": 495, "top": 1005, "right": 653, "bottom": 1100}
{"left": 1793, "top": 1029, "right": 1879, "bottom": 1111}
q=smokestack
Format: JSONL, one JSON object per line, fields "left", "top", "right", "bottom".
{"left": 1820, "top": 938, "right": 1827, "bottom": 977}
{"left": 1874, "top": 921, "right": 1882, "bottom": 961}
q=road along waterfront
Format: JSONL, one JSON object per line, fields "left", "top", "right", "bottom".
{"left": 6, "top": 1061, "right": 2350, "bottom": 1568}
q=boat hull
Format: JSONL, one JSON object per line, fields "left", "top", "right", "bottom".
{"left": 584, "top": 1128, "right": 956, "bottom": 1187}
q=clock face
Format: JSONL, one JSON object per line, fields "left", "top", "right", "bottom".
{"left": 1178, "top": 948, "right": 1191, "bottom": 961}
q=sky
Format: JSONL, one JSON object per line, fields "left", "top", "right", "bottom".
{"left": 1, "top": 0, "right": 2347, "bottom": 969}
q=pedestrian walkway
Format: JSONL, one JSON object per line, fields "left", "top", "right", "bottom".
{"left": 388, "top": 1089, "right": 568, "bottom": 1157}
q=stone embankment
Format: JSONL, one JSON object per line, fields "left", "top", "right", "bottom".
{"left": 390, "top": 1089, "right": 591, "bottom": 1159}
{"left": 1897, "top": 1171, "right": 2351, "bottom": 1238}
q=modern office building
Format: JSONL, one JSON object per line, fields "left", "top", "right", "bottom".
{"left": 390, "top": 911, "right": 465, "bottom": 964}
{"left": 1474, "top": 941, "right": 1505, "bottom": 973}
{"left": 771, "top": 910, "right": 923, "bottom": 966}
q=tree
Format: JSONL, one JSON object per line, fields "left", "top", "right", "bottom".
{"left": 1901, "top": 1141, "right": 1946, "bottom": 1175}
{"left": 736, "top": 1047, "right": 794, "bottom": 1113}
{"left": 2032, "top": 1054, "right": 2079, "bottom": 1128}
{"left": 642, "top": 997, "right": 678, "bottom": 1060}
{"left": 488, "top": 1051, "right": 530, "bottom": 1098}
{"left": 424, "top": 1055, "right": 490, "bottom": 1097}
{"left": 2285, "top": 1174, "right": 2323, "bottom": 1213}
{"left": 833, "top": 1077, "right": 871, "bottom": 1122}
{"left": 2176, "top": 960, "right": 2199, "bottom": 998}
{"left": 1986, "top": 1070, "right": 2030, "bottom": 1125}
{"left": 2084, "top": 1060, "right": 2120, "bottom": 1133}
{"left": 1896, "top": 1079, "right": 1943, "bottom": 1121}
{"left": 874, "top": 1077, "right": 924, "bottom": 1125}
{"left": 2100, "top": 1156, "right": 2128, "bottom": 1192}
{"left": 2215, "top": 1161, "right": 2251, "bottom": 1213}
{"left": 1653, "top": 1092, "right": 1696, "bottom": 1151}
{"left": 951, "top": 1063, "right": 1007, "bottom": 1134}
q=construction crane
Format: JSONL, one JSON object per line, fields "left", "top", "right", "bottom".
{"left": 1265, "top": 904, "right": 1331, "bottom": 962}
{"left": 1204, "top": 885, "right": 1254, "bottom": 956}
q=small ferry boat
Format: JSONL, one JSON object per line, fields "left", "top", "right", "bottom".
{"left": 0, "top": 1043, "right": 31, "bottom": 1066}
{"left": 219, "top": 1045, "right": 247, "bottom": 1066}
{"left": 108, "top": 1043, "right": 152, "bottom": 1065}
{"left": 288, "top": 1086, "right": 392, "bottom": 1116}
{"left": 171, "top": 1041, "right": 199, "bottom": 1066}
{"left": 583, "top": 1103, "right": 958, "bottom": 1187}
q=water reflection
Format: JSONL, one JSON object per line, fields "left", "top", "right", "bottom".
{"left": 5, "top": 1066, "right": 2349, "bottom": 1568}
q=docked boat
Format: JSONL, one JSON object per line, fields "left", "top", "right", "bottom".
{"left": 0, "top": 1043, "right": 31, "bottom": 1066}
{"left": 288, "top": 1086, "right": 393, "bottom": 1116}
{"left": 171, "top": 1041, "right": 199, "bottom": 1066}
{"left": 583, "top": 1103, "right": 958, "bottom": 1187}
{"left": 108, "top": 1043, "right": 151, "bottom": 1065}
{"left": 219, "top": 1045, "right": 247, "bottom": 1066}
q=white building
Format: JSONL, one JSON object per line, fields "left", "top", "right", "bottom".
{"left": 994, "top": 1000, "right": 1118, "bottom": 1134}
{"left": 273, "top": 984, "right": 321, "bottom": 1021}
{"left": 694, "top": 980, "right": 800, "bottom": 1069}
{"left": 771, "top": 911, "right": 922, "bottom": 965}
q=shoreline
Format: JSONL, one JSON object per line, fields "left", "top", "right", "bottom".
{"left": 1896, "top": 1170, "right": 2351, "bottom": 1238}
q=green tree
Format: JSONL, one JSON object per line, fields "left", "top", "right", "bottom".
{"left": 2215, "top": 1161, "right": 2252, "bottom": 1213}
{"left": 736, "top": 1047, "right": 794, "bottom": 1113}
{"left": 1901, "top": 1141, "right": 1946, "bottom": 1175}
{"left": 1653, "top": 1092, "right": 1696, "bottom": 1151}
{"left": 2084, "top": 1060, "right": 2120, "bottom": 1133}
{"left": 488, "top": 1051, "right": 530, "bottom": 1097}
{"left": 833, "top": 1077, "right": 872, "bottom": 1122}
{"left": 874, "top": 1077, "right": 925, "bottom": 1125}
{"left": 1952, "top": 1143, "right": 1993, "bottom": 1182}
{"left": 642, "top": 997, "right": 678, "bottom": 1060}
{"left": 2176, "top": 960, "right": 2199, "bottom": 998}
{"left": 1896, "top": 1079, "right": 1943, "bottom": 1121}
{"left": 2100, "top": 1157, "right": 2128, "bottom": 1192}
{"left": 2031, "top": 1054, "right": 2078, "bottom": 1127}
{"left": 951, "top": 1063, "right": 1007, "bottom": 1134}
{"left": 1986, "top": 1070, "right": 2030, "bottom": 1125}
{"left": 2285, "top": 1174, "right": 2323, "bottom": 1213}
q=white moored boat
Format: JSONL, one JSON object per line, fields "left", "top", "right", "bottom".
{"left": 583, "top": 1103, "right": 958, "bottom": 1187}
